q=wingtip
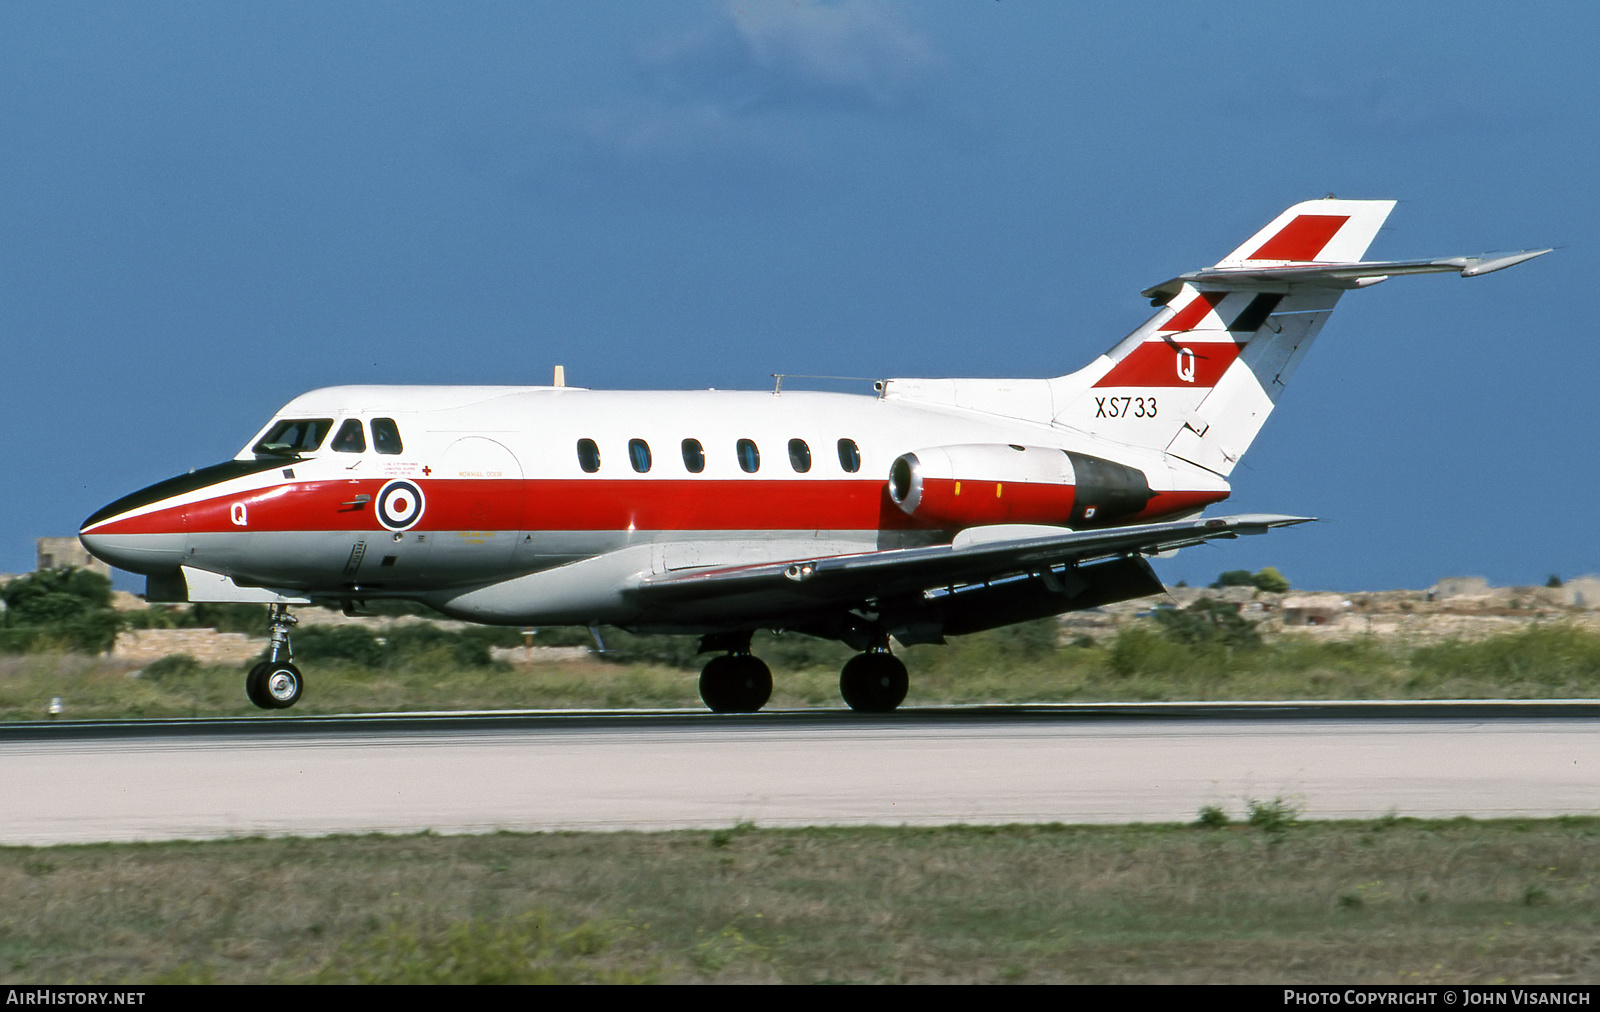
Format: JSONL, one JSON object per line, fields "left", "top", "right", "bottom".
{"left": 1209, "top": 513, "right": 1318, "bottom": 530}
{"left": 1459, "top": 248, "right": 1553, "bottom": 277}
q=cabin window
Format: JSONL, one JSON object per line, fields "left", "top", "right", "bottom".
{"left": 736, "top": 438, "right": 760, "bottom": 473}
{"left": 253, "top": 418, "right": 334, "bottom": 457}
{"left": 837, "top": 438, "right": 861, "bottom": 473}
{"left": 331, "top": 419, "right": 367, "bottom": 453}
{"left": 788, "top": 438, "right": 811, "bottom": 473}
{"left": 576, "top": 438, "right": 601, "bottom": 473}
{"left": 629, "top": 438, "right": 652, "bottom": 473}
{"left": 682, "top": 438, "right": 705, "bottom": 473}
{"left": 371, "top": 418, "right": 403, "bottom": 455}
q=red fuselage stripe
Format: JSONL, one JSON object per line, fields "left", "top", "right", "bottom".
{"left": 89, "top": 479, "right": 1230, "bottom": 535}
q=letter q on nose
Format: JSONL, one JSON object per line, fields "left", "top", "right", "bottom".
{"left": 231, "top": 503, "right": 248, "bottom": 526}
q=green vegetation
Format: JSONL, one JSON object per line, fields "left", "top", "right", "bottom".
{"left": 2, "top": 818, "right": 1596, "bottom": 983}
{"left": 1211, "top": 566, "right": 1291, "bottom": 593}
{"left": 5, "top": 599, "right": 1600, "bottom": 719}
{"left": 0, "top": 569, "right": 120, "bottom": 653}
{"left": 4, "top": 569, "right": 1600, "bottom": 718}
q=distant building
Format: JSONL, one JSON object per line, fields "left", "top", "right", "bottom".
{"left": 1281, "top": 594, "right": 1348, "bottom": 626}
{"left": 1428, "top": 576, "right": 1490, "bottom": 601}
{"left": 1554, "top": 576, "right": 1600, "bottom": 610}
{"left": 36, "top": 537, "right": 112, "bottom": 578}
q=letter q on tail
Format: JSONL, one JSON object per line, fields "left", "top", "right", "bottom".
{"left": 230, "top": 503, "right": 248, "bottom": 526}
{"left": 1176, "top": 347, "right": 1197, "bottom": 384}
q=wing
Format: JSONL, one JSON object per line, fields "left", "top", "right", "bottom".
{"left": 629, "top": 514, "right": 1310, "bottom": 640}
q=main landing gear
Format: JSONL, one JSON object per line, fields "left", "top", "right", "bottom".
{"left": 697, "top": 653, "right": 773, "bottom": 713}
{"left": 696, "top": 633, "right": 909, "bottom": 714}
{"left": 838, "top": 649, "right": 908, "bottom": 713}
{"left": 245, "top": 603, "right": 304, "bottom": 710}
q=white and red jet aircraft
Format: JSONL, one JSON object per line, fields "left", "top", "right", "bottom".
{"left": 80, "top": 199, "right": 1545, "bottom": 713}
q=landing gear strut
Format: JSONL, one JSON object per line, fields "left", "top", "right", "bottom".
{"left": 698, "top": 653, "right": 773, "bottom": 713}
{"left": 246, "top": 603, "right": 304, "bottom": 710}
{"left": 839, "top": 649, "right": 908, "bottom": 713}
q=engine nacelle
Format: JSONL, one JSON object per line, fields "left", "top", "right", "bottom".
{"left": 887, "top": 444, "right": 1153, "bottom": 528}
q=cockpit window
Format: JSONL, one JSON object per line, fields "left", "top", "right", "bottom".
{"left": 254, "top": 418, "right": 334, "bottom": 457}
{"left": 331, "top": 419, "right": 367, "bottom": 453}
{"left": 371, "top": 418, "right": 403, "bottom": 455}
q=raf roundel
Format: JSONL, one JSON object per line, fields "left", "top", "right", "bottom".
{"left": 376, "top": 479, "right": 426, "bottom": 532}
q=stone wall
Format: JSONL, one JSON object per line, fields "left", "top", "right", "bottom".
{"left": 113, "top": 629, "right": 264, "bottom": 665}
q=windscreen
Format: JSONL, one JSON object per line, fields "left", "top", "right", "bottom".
{"left": 253, "top": 418, "right": 334, "bottom": 456}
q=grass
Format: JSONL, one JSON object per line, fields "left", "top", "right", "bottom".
{"left": 3, "top": 621, "right": 1600, "bottom": 720}
{"left": 2, "top": 818, "right": 1597, "bottom": 983}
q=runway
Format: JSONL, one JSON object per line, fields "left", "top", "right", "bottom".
{"left": 1, "top": 703, "right": 1595, "bottom": 845}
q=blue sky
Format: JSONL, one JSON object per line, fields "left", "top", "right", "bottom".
{"left": 1, "top": 2, "right": 1593, "bottom": 591}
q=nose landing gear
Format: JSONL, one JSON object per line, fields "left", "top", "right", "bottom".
{"left": 246, "top": 604, "right": 303, "bottom": 710}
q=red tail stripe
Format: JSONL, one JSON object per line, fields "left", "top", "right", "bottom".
{"left": 1248, "top": 214, "right": 1349, "bottom": 261}
{"left": 1094, "top": 341, "right": 1241, "bottom": 388}
{"left": 1159, "top": 291, "right": 1227, "bottom": 332}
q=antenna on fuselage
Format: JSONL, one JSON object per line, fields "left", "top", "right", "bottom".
{"left": 553, "top": 365, "right": 566, "bottom": 387}
{"left": 771, "top": 373, "right": 877, "bottom": 395}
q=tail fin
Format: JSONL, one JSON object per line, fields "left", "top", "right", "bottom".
{"left": 1051, "top": 198, "right": 1396, "bottom": 476}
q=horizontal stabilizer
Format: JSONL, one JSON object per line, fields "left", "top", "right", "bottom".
{"left": 1143, "top": 249, "right": 1552, "bottom": 302}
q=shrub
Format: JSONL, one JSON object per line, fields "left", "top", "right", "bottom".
{"left": 1252, "top": 567, "right": 1290, "bottom": 594}
{"left": 0, "top": 569, "right": 121, "bottom": 653}
{"left": 290, "top": 625, "right": 387, "bottom": 667}
{"left": 1107, "top": 625, "right": 1202, "bottom": 677}
{"left": 1152, "top": 598, "right": 1260, "bottom": 650}
{"left": 383, "top": 623, "right": 494, "bottom": 669}
{"left": 1196, "top": 804, "right": 1230, "bottom": 828}
{"left": 141, "top": 654, "right": 204, "bottom": 681}
{"left": 1211, "top": 570, "right": 1256, "bottom": 589}
{"left": 1246, "top": 797, "right": 1300, "bottom": 836}
{"left": 1409, "top": 625, "right": 1600, "bottom": 689}
{"left": 191, "top": 603, "right": 270, "bottom": 634}
{"left": 1209, "top": 568, "right": 1290, "bottom": 593}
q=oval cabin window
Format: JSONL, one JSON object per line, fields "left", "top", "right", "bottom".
{"left": 837, "top": 438, "right": 861, "bottom": 473}
{"left": 682, "top": 438, "right": 705, "bottom": 473}
{"left": 788, "top": 438, "right": 812, "bottom": 473}
{"left": 577, "top": 439, "right": 601, "bottom": 473}
{"left": 736, "top": 439, "right": 760, "bottom": 473}
{"left": 629, "top": 439, "right": 652, "bottom": 473}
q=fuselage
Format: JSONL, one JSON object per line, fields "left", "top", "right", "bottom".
{"left": 79, "top": 383, "right": 1230, "bottom": 627}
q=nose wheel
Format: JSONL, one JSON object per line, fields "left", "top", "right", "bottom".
{"left": 839, "top": 650, "right": 908, "bottom": 713}
{"left": 698, "top": 653, "right": 773, "bottom": 713}
{"left": 246, "top": 603, "right": 303, "bottom": 710}
{"left": 246, "top": 661, "right": 304, "bottom": 709}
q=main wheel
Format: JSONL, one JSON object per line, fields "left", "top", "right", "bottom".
{"left": 245, "top": 662, "right": 274, "bottom": 709}
{"left": 698, "top": 654, "right": 773, "bottom": 713}
{"left": 260, "top": 662, "right": 304, "bottom": 709}
{"left": 839, "top": 651, "right": 908, "bottom": 713}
